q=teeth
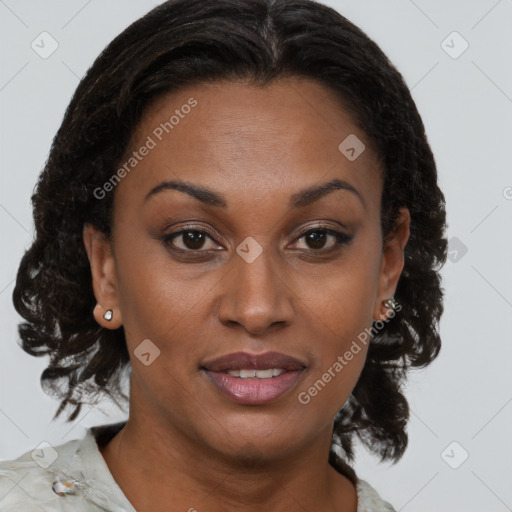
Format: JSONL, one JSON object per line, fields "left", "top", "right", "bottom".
{"left": 255, "top": 369, "right": 273, "bottom": 379}
{"left": 226, "top": 368, "right": 286, "bottom": 379}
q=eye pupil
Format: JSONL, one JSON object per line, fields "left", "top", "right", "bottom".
{"left": 183, "top": 231, "right": 205, "bottom": 249}
{"left": 306, "top": 230, "right": 327, "bottom": 249}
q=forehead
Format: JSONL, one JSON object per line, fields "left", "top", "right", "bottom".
{"left": 115, "top": 77, "right": 382, "bottom": 211}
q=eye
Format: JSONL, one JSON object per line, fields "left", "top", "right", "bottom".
{"left": 161, "top": 225, "right": 352, "bottom": 255}
{"left": 163, "top": 229, "right": 222, "bottom": 252}
{"left": 291, "top": 227, "right": 352, "bottom": 252}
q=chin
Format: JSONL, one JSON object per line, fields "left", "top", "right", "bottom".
{"left": 205, "top": 420, "right": 308, "bottom": 464}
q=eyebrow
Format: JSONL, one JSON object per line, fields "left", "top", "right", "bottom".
{"left": 145, "top": 178, "right": 365, "bottom": 209}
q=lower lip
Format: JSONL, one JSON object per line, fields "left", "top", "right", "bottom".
{"left": 204, "top": 370, "right": 304, "bottom": 405}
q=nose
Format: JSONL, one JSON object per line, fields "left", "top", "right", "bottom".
{"left": 216, "top": 246, "right": 295, "bottom": 336}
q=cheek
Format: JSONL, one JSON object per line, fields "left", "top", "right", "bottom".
{"left": 297, "top": 246, "right": 381, "bottom": 337}
{"left": 294, "top": 243, "right": 381, "bottom": 412}
{"left": 112, "top": 230, "right": 213, "bottom": 352}
{"left": 296, "top": 310, "right": 371, "bottom": 420}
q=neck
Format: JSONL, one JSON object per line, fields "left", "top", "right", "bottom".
{"left": 99, "top": 403, "right": 357, "bottom": 512}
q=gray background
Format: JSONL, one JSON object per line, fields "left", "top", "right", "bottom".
{"left": 1, "top": 1, "right": 511, "bottom": 510}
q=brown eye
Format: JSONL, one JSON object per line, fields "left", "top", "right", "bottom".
{"left": 304, "top": 230, "right": 328, "bottom": 250}
{"left": 181, "top": 231, "right": 207, "bottom": 250}
{"left": 293, "top": 227, "right": 352, "bottom": 252}
{"left": 163, "top": 230, "right": 220, "bottom": 252}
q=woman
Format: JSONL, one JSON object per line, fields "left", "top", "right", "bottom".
{"left": 0, "top": 0, "right": 447, "bottom": 510}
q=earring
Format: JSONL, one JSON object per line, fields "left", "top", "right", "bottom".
{"left": 103, "top": 309, "right": 113, "bottom": 321}
{"left": 382, "top": 296, "right": 397, "bottom": 310}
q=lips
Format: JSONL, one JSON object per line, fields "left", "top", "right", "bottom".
{"left": 200, "top": 351, "right": 307, "bottom": 405}
{"left": 201, "top": 351, "right": 306, "bottom": 373}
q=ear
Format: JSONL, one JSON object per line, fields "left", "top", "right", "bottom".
{"left": 373, "top": 207, "right": 410, "bottom": 321}
{"left": 83, "top": 223, "right": 123, "bottom": 329}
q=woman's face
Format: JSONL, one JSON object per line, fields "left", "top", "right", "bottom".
{"left": 85, "top": 77, "right": 409, "bottom": 462}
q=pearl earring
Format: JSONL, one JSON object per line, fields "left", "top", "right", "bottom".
{"left": 103, "top": 309, "right": 113, "bottom": 321}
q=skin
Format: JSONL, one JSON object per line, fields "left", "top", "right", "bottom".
{"left": 83, "top": 76, "right": 410, "bottom": 512}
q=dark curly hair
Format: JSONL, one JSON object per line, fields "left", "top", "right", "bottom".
{"left": 12, "top": 0, "right": 447, "bottom": 483}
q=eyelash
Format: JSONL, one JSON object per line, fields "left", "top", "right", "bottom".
{"left": 161, "top": 225, "right": 352, "bottom": 256}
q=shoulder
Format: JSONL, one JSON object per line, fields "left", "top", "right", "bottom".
{"left": 0, "top": 422, "right": 129, "bottom": 512}
{"left": 356, "top": 478, "right": 396, "bottom": 512}
{"left": 0, "top": 437, "right": 83, "bottom": 511}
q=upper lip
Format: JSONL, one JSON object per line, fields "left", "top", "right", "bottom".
{"left": 201, "top": 351, "right": 307, "bottom": 372}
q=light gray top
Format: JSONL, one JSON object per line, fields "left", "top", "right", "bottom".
{"left": 0, "top": 422, "right": 395, "bottom": 511}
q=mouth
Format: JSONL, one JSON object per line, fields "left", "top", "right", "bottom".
{"left": 200, "top": 351, "right": 307, "bottom": 405}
